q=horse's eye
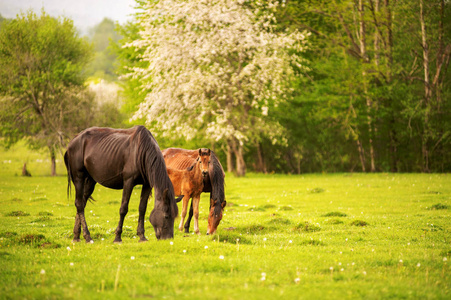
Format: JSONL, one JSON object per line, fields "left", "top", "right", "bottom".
{"left": 164, "top": 215, "right": 169, "bottom": 219}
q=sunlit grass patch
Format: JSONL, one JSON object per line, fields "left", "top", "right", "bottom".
{"left": 266, "top": 217, "right": 292, "bottom": 226}
{"left": 299, "top": 239, "right": 325, "bottom": 246}
{"left": 310, "top": 187, "right": 325, "bottom": 193}
{"left": 279, "top": 205, "right": 293, "bottom": 211}
{"left": 247, "top": 206, "right": 265, "bottom": 212}
{"left": 37, "top": 211, "right": 53, "bottom": 216}
{"left": 15, "top": 233, "right": 61, "bottom": 248}
{"left": 4, "top": 211, "right": 30, "bottom": 217}
{"left": 212, "top": 232, "right": 251, "bottom": 245}
{"left": 32, "top": 216, "right": 51, "bottom": 222}
{"left": 293, "top": 221, "right": 321, "bottom": 232}
{"left": 427, "top": 203, "right": 448, "bottom": 210}
{"left": 322, "top": 211, "right": 347, "bottom": 217}
{"left": 350, "top": 220, "right": 369, "bottom": 226}
{"left": 325, "top": 218, "right": 344, "bottom": 225}
{"left": 0, "top": 231, "right": 17, "bottom": 238}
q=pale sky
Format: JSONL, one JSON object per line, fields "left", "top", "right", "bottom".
{"left": 0, "top": 0, "right": 136, "bottom": 34}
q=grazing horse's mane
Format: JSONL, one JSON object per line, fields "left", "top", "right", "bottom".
{"left": 134, "top": 126, "right": 178, "bottom": 218}
{"left": 209, "top": 151, "right": 225, "bottom": 215}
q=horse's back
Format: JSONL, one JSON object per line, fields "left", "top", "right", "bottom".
{"left": 162, "top": 148, "right": 198, "bottom": 170}
{"left": 66, "top": 126, "right": 148, "bottom": 189}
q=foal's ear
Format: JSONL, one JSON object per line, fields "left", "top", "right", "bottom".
{"left": 207, "top": 148, "right": 211, "bottom": 155}
{"left": 198, "top": 148, "right": 202, "bottom": 156}
{"left": 176, "top": 195, "right": 184, "bottom": 203}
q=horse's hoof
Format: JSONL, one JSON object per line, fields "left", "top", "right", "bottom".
{"left": 139, "top": 238, "right": 148, "bottom": 243}
{"left": 184, "top": 229, "right": 190, "bottom": 234}
{"left": 86, "top": 239, "right": 94, "bottom": 244}
{"left": 72, "top": 239, "right": 81, "bottom": 243}
{"left": 113, "top": 240, "right": 122, "bottom": 244}
{"left": 178, "top": 227, "right": 184, "bottom": 232}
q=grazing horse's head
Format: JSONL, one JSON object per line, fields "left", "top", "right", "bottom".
{"left": 149, "top": 188, "right": 183, "bottom": 240}
{"left": 207, "top": 198, "right": 226, "bottom": 235}
{"left": 198, "top": 148, "right": 211, "bottom": 178}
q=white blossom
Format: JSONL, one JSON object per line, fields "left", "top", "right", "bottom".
{"left": 124, "top": 0, "right": 308, "bottom": 144}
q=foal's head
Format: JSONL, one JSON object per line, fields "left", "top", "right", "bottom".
{"left": 197, "top": 148, "right": 211, "bottom": 178}
{"left": 207, "top": 198, "right": 226, "bottom": 235}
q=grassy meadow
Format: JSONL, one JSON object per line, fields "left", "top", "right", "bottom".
{"left": 0, "top": 143, "right": 450, "bottom": 299}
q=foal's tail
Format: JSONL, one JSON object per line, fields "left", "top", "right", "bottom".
{"left": 64, "top": 151, "right": 72, "bottom": 199}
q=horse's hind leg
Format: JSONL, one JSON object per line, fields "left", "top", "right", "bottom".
{"left": 184, "top": 201, "right": 194, "bottom": 233}
{"left": 114, "top": 179, "right": 134, "bottom": 243}
{"left": 137, "top": 185, "right": 151, "bottom": 242}
{"left": 73, "top": 175, "right": 93, "bottom": 243}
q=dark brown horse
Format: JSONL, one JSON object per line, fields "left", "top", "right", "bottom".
{"left": 166, "top": 149, "right": 210, "bottom": 234}
{"left": 64, "top": 126, "right": 182, "bottom": 242}
{"left": 162, "top": 148, "right": 226, "bottom": 235}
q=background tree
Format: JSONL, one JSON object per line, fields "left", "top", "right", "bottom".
{"left": 273, "top": 0, "right": 451, "bottom": 173}
{"left": 122, "top": 0, "right": 308, "bottom": 176}
{"left": 86, "top": 18, "right": 122, "bottom": 81}
{"left": 0, "top": 10, "right": 93, "bottom": 175}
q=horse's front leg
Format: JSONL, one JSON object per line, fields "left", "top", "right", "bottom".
{"left": 137, "top": 185, "right": 151, "bottom": 242}
{"left": 114, "top": 180, "right": 134, "bottom": 244}
{"left": 192, "top": 195, "right": 201, "bottom": 235}
{"left": 178, "top": 194, "right": 190, "bottom": 232}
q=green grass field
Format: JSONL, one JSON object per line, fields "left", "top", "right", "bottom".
{"left": 0, "top": 143, "right": 450, "bottom": 299}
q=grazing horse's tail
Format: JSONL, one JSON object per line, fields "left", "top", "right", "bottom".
{"left": 64, "top": 151, "right": 72, "bottom": 199}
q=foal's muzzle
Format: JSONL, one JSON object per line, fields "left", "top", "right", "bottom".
{"left": 202, "top": 171, "right": 208, "bottom": 177}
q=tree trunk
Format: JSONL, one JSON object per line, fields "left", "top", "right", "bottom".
{"left": 384, "top": 0, "right": 398, "bottom": 172}
{"left": 22, "top": 163, "right": 31, "bottom": 177}
{"left": 256, "top": 143, "right": 266, "bottom": 173}
{"left": 226, "top": 141, "right": 234, "bottom": 173}
{"left": 359, "top": 0, "right": 376, "bottom": 172}
{"left": 50, "top": 147, "right": 57, "bottom": 176}
{"left": 420, "top": 0, "right": 430, "bottom": 172}
{"left": 235, "top": 142, "right": 246, "bottom": 177}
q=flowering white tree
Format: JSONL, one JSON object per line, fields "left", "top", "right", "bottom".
{"left": 125, "top": 0, "right": 309, "bottom": 176}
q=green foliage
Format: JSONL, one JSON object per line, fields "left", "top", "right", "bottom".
{"left": 86, "top": 18, "right": 121, "bottom": 81}
{"left": 0, "top": 9, "right": 93, "bottom": 173}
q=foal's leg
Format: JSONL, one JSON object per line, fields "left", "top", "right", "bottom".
{"left": 192, "top": 195, "right": 201, "bottom": 235}
{"left": 137, "top": 185, "right": 151, "bottom": 242}
{"left": 184, "top": 201, "right": 194, "bottom": 233}
{"left": 73, "top": 176, "right": 93, "bottom": 243}
{"left": 178, "top": 195, "right": 190, "bottom": 232}
{"left": 114, "top": 179, "right": 134, "bottom": 243}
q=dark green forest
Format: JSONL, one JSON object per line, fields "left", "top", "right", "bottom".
{"left": 1, "top": 0, "right": 450, "bottom": 175}
{"left": 267, "top": 0, "right": 451, "bottom": 174}
{"left": 115, "top": 0, "right": 450, "bottom": 174}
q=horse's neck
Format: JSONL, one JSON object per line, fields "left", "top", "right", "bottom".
{"left": 192, "top": 161, "right": 204, "bottom": 183}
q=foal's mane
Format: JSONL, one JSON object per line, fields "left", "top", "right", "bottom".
{"left": 135, "top": 126, "right": 178, "bottom": 218}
